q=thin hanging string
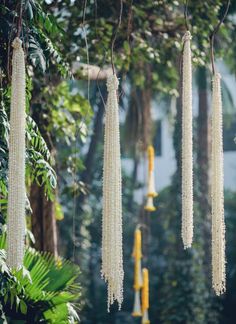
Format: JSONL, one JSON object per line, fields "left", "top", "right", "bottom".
{"left": 72, "top": 0, "right": 90, "bottom": 262}
{"left": 0, "top": 69, "right": 3, "bottom": 104}
{"left": 7, "top": 2, "right": 20, "bottom": 80}
{"left": 82, "top": 0, "right": 90, "bottom": 101}
{"left": 178, "top": 0, "right": 190, "bottom": 89}
{"left": 210, "top": 0, "right": 230, "bottom": 75}
{"left": 111, "top": 0, "right": 123, "bottom": 75}
{"left": 16, "top": 0, "right": 23, "bottom": 37}
{"left": 184, "top": 0, "right": 189, "bottom": 31}
{"left": 94, "top": 0, "right": 108, "bottom": 109}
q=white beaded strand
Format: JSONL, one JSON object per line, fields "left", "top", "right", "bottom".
{"left": 101, "top": 74, "right": 123, "bottom": 311}
{"left": 211, "top": 73, "right": 226, "bottom": 295}
{"left": 181, "top": 31, "right": 193, "bottom": 249}
{"left": 6, "top": 37, "right": 26, "bottom": 269}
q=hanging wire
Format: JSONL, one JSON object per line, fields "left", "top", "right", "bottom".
{"left": 178, "top": 0, "right": 190, "bottom": 86}
{"left": 93, "top": 0, "right": 108, "bottom": 109}
{"left": 210, "top": 0, "right": 230, "bottom": 75}
{"left": 82, "top": 0, "right": 90, "bottom": 102}
{"left": 111, "top": 0, "right": 123, "bottom": 75}
{"left": 184, "top": 0, "right": 189, "bottom": 31}
{"left": 16, "top": 0, "right": 23, "bottom": 37}
{"left": 72, "top": 0, "right": 90, "bottom": 261}
{"left": 0, "top": 69, "right": 4, "bottom": 105}
{"left": 7, "top": 7, "right": 18, "bottom": 80}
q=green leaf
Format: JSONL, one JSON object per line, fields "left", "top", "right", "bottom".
{"left": 19, "top": 300, "right": 27, "bottom": 315}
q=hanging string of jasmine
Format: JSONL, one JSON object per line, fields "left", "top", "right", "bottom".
{"left": 6, "top": 37, "right": 26, "bottom": 269}
{"left": 101, "top": 0, "right": 123, "bottom": 311}
{"left": 181, "top": 30, "right": 193, "bottom": 249}
{"left": 210, "top": 0, "right": 230, "bottom": 295}
{"left": 211, "top": 72, "right": 225, "bottom": 295}
{"left": 101, "top": 74, "right": 123, "bottom": 311}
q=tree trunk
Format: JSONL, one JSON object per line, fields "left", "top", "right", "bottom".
{"left": 29, "top": 102, "right": 58, "bottom": 257}
{"left": 30, "top": 183, "right": 58, "bottom": 257}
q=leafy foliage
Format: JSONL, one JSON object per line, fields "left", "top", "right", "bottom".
{"left": 26, "top": 115, "right": 57, "bottom": 199}
{"left": 0, "top": 233, "right": 80, "bottom": 323}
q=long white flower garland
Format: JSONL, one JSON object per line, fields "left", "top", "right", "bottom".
{"left": 211, "top": 73, "right": 226, "bottom": 295}
{"left": 101, "top": 74, "right": 123, "bottom": 311}
{"left": 6, "top": 37, "right": 26, "bottom": 269}
{"left": 181, "top": 31, "right": 193, "bottom": 249}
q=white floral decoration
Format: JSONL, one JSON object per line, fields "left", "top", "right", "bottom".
{"left": 6, "top": 37, "right": 26, "bottom": 269}
{"left": 211, "top": 73, "right": 226, "bottom": 295}
{"left": 181, "top": 31, "right": 193, "bottom": 249}
{"left": 101, "top": 74, "right": 123, "bottom": 311}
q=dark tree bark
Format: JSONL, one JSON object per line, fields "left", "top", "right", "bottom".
{"left": 30, "top": 183, "right": 58, "bottom": 256}
{"left": 29, "top": 100, "right": 58, "bottom": 257}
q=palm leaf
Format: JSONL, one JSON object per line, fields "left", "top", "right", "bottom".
{"left": 0, "top": 234, "right": 80, "bottom": 323}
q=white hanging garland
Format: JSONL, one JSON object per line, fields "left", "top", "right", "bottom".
{"left": 101, "top": 74, "right": 123, "bottom": 311}
{"left": 181, "top": 31, "right": 193, "bottom": 249}
{"left": 211, "top": 72, "right": 226, "bottom": 295}
{"left": 6, "top": 37, "right": 26, "bottom": 269}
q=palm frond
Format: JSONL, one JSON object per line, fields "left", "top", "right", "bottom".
{"left": 0, "top": 234, "right": 80, "bottom": 323}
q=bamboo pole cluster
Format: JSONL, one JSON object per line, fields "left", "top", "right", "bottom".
{"left": 101, "top": 74, "right": 123, "bottom": 311}
{"left": 6, "top": 37, "right": 26, "bottom": 269}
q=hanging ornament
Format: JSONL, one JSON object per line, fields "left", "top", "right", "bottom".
{"left": 6, "top": 37, "right": 26, "bottom": 269}
{"left": 132, "top": 289, "right": 142, "bottom": 317}
{"left": 181, "top": 30, "right": 193, "bottom": 249}
{"left": 146, "top": 145, "right": 157, "bottom": 197}
{"left": 101, "top": 74, "right": 123, "bottom": 311}
{"left": 145, "top": 145, "right": 157, "bottom": 212}
{"left": 211, "top": 73, "right": 226, "bottom": 295}
{"left": 144, "top": 196, "right": 156, "bottom": 212}
{"left": 132, "top": 229, "right": 143, "bottom": 289}
{"left": 141, "top": 268, "right": 150, "bottom": 324}
{"left": 132, "top": 229, "right": 143, "bottom": 317}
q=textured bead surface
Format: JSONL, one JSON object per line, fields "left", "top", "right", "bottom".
{"left": 6, "top": 37, "right": 26, "bottom": 269}
{"left": 101, "top": 74, "right": 123, "bottom": 311}
{"left": 211, "top": 73, "right": 226, "bottom": 296}
{"left": 181, "top": 31, "right": 193, "bottom": 249}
